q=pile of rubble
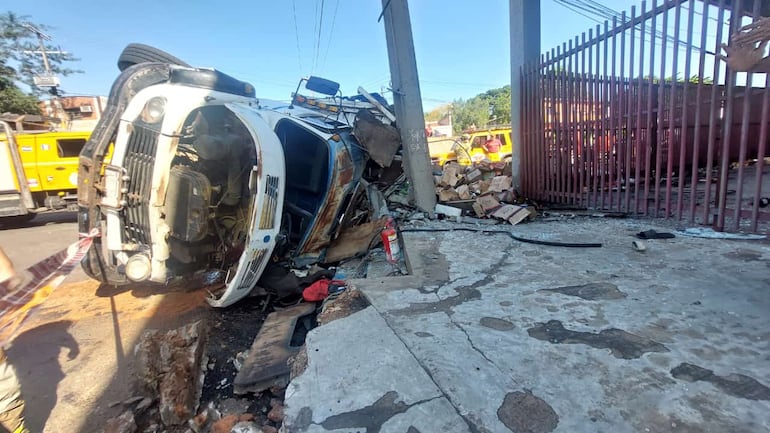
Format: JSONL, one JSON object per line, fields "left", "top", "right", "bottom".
{"left": 103, "top": 321, "right": 284, "bottom": 433}
{"left": 433, "top": 162, "right": 536, "bottom": 225}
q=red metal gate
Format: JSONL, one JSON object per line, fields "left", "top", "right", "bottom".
{"left": 521, "top": 0, "right": 770, "bottom": 233}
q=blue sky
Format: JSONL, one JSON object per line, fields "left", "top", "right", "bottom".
{"left": 10, "top": 0, "right": 644, "bottom": 109}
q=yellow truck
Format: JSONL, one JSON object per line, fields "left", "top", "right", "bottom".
{"left": 429, "top": 127, "right": 513, "bottom": 166}
{"left": 0, "top": 117, "right": 91, "bottom": 223}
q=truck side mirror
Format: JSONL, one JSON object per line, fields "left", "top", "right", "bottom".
{"left": 305, "top": 76, "right": 340, "bottom": 96}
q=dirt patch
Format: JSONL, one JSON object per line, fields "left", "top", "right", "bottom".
{"left": 479, "top": 317, "right": 515, "bottom": 331}
{"left": 539, "top": 282, "right": 626, "bottom": 300}
{"left": 527, "top": 320, "right": 668, "bottom": 359}
{"left": 317, "top": 289, "right": 370, "bottom": 325}
{"left": 497, "top": 391, "right": 559, "bottom": 433}
{"left": 671, "top": 363, "right": 770, "bottom": 401}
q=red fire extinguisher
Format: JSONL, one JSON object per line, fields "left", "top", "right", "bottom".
{"left": 381, "top": 218, "right": 400, "bottom": 263}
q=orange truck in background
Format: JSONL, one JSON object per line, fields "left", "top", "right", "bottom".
{"left": 0, "top": 117, "right": 92, "bottom": 223}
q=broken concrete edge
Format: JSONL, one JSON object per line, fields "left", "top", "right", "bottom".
{"left": 133, "top": 320, "right": 210, "bottom": 428}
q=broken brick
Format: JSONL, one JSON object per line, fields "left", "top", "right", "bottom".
{"left": 438, "top": 188, "right": 460, "bottom": 202}
{"left": 472, "top": 202, "right": 485, "bottom": 217}
{"left": 465, "top": 168, "right": 483, "bottom": 183}
{"left": 211, "top": 414, "right": 239, "bottom": 433}
{"left": 456, "top": 184, "right": 471, "bottom": 200}
{"left": 267, "top": 404, "right": 284, "bottom": 423}
{"left": 491, "top": 204, "right": 531, "bottom": 226}
{"left": 488, "top": 176, "right": 512, "bottom": 193}
{"left": 476, "top": 195, "right": 502, "bottom": 213}
{"left": 440, "top": 163, "right": 462, "bottom": 187}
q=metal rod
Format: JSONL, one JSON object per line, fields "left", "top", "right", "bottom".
{"left": 624, "top": 9, "right": 635, "bottom": 213}
{"left": 634, "top": 1, "right": 648, "bottom": 215}
{"left": 643, "top": 0, "right": 659, "bottom": 216}
{"left": 538, "top": 54, "right": 546, "bottom": 200}
{"left": 689, "top": 0, "right": 711, "bottom": 223}
{"left": 665, "top": 2, "right": 682, "bottom": 219}
{"left": 732, "top": 0, "right": 762, "bottom": 230}
{"left": 543, "top": 0, "right": 687, "bottom": 67}
{"left": 601, "top": 21, "right": 609, "bottom": 209}
{"left": 654, "top": 4, "right": 669, "bottom": 218}
{"left": 702, "top": 0, "right": 726, "bottom": 224}
{"left": 750, "top": 75, "right": 769, "bottom": 231}
{"left": 564, "top": 39, "right": 575, "bottom": 204}
{"left": 579, "top": 33, "right": 587, "bottom": 207}
{"left": 616, "top": 11, "right": 627, "bottom": 213}
{"left": 588, "top": 28, "right": 597, "bottom": 208}
{"left": 609, "top": 17, "right": 618, "bottom": 210}
{"left": 676, "top": 1, "right": 695, "bottom": 220}
{"left": 716, "top": 0, "right": 742, "bottom": 231}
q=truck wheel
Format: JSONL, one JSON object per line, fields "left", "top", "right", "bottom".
{"left": 117, "top": 43, "right": 190, "bottom": 72}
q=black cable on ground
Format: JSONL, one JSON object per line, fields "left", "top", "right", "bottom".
{"left": 399, "top": 227, "right": 602, "bottom": 248}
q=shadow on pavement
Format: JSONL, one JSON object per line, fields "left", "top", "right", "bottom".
{"left": 6, "top": 320, "right": 78, "bottom": 433}
{"left": 0, "top": 212, "right": 77, "bottom": 231}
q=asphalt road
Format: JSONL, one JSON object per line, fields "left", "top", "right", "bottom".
{"left": 0, "top": 212, "right": 84, "bottom": 279}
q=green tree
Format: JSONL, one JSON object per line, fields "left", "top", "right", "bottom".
{"left": 0, "top": 11, "right": 80, "bottom": 113}
{"left": 0, "top": 73, "right": 40, "bottom": 113}
{"left": 424, "top": 104, "right": 450, "bottom": 122}
{"left": 450, "top": 85, "right": 511, "bottom": 133}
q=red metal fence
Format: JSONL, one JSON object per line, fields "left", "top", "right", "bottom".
{"left": 521, "top": 0, "right": 770, "bottom": 233}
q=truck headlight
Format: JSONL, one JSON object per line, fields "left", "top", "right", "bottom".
{"left": 125, "top": 254, "right": 152, "bottom": 282}
{"left": 141, "top": 97, "right": 166, "bottom": 124}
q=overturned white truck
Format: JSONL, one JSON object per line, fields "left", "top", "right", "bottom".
{"left": 77, "top": 44, "right": 400, "bottom": 307}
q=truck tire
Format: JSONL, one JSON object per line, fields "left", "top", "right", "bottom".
{"left": 117, "top": 43, "right": 190, "bottom": 72}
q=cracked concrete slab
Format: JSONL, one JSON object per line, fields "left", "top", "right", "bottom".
{"left": 282, "top": 306, "right": 471, "bottom": 433}
{"left": 285, "top": 219, "right": 770, "bottom": 433}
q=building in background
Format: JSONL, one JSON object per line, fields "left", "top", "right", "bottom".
{"left": 38, "top": 96, "right": 108, "bottom": 132}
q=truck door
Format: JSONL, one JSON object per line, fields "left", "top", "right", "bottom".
{"left": 35, "top": 133, "right": 88, "bottom": 192}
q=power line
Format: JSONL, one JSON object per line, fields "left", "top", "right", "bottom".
{"left": 320, "top": 0, "right": 340, "bottom": 73}
{"left": 314, "top": 0, "right": 326, "bottom": 72}
{"left": 292, "top": 0, "right": 304, "bottom": 73}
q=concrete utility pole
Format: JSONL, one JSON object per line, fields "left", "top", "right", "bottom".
{"left": 381, "top": 0, "right": 437, "bottom": 214}
{"left": 510, "top": 0, "right": 541, "bottom": 190}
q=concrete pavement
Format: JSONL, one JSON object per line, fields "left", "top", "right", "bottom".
{"left": 283, "top": 218, "right": 770, "bottom": 433}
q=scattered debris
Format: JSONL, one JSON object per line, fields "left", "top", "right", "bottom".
{"left": 430, "top": 164, "right": 537, "bottom": 225}
{"left": 267, "top": 403, "right": 284, "bottom": 423}
{"left": 103, "top": 410, "right": 137, "bottom": 433}
{"left": 636, "top": 230, "right": 675, "bottom": 239}
{"left": 134, "top": 320, "right": 209, "bottom": 426}
{"left": 231, "top": 421, "right": 261, "bottom": 433}
{"left": 317, "top": 288, "right": 371, "bottom": 325}
{"left": 302, "top": 279, "right": 346, "bottom": 302}
{"left": 323, "top": 217, "right": 388, "bottom": 264}
{"left": 632, "top": 240, "right": 647, "bottom": 252}
{"left": 233, "top": 303, "right": 316, "bottom": 394}
{"left": 677, "top": 227, "right": 767, "bottom": 240}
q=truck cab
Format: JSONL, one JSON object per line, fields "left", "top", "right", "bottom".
{"left": 78, "top": 61, "right": 388, "bottom": 307}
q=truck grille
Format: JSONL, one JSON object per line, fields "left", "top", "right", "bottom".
{"left": 258, "top": 175, "right": 279, "bottom": 229}
{"left": 122, "top": 124, "right": 158, "bottom": 244}
{"left": 239, "top": 249, "right": 267, "bottom": 290}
